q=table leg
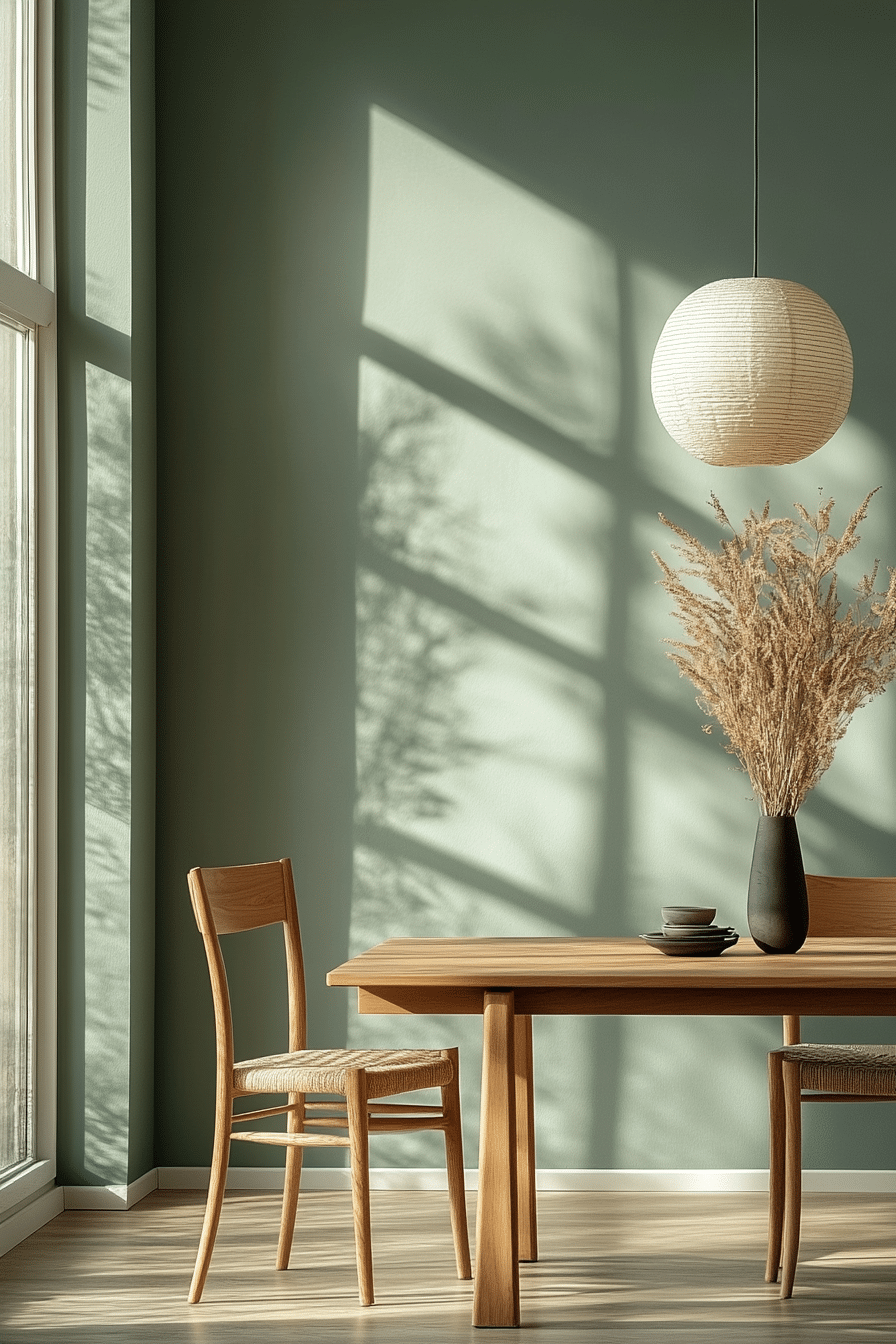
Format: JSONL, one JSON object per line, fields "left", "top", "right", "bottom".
{"left": 514, "top": 1013, "right": 537, "bottom": 1262}
{"left": 474, "top": 990, "right": 520, "bottom": 1328}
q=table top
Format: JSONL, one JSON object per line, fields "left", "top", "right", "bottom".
{"left": 327, "top": 936, "right": 896, "bottom": 991}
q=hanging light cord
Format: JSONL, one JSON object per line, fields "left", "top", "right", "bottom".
{"left": 753, "top": 0, "right": 759, "bottom": 278}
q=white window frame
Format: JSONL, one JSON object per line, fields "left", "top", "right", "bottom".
{"left": 0, "top": 0, "right": 57, "bottom": 1232}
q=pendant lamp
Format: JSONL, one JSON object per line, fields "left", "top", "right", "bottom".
{"left": 650, "top": 4, "right": 853, "bottom": 468}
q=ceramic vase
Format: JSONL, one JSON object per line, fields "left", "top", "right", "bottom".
{"left": 747, "top": 814, "right": 809, "bottom": 955}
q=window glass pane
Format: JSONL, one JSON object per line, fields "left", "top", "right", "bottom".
{"left": 0, "top": 0, "right": 34, "bottom": 276}
{"left": 0, "top": 314, "right": 34, "bottom": 1175}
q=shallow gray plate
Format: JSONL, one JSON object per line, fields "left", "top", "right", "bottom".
{"left": 661, "top": 924, "right": 736, "bottom": 940}
{"left": 640, "top": 932, "right": 739, "bottom": 957}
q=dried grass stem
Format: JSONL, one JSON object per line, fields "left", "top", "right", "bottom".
{"left": 654, "top": 491, "right": 896, "bottom": 815}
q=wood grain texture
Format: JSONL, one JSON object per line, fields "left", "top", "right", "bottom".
{"left": 782, "top": 1015, "right": 801, "bottom": 1046}
{"left": 765, "top": 1052, "right": 785, "bottom": 1284}
{"left": 514, "top": 1014, "right": 538, "bottom": 1263}
{"left": 474, "top": 992, "right": 519, "bottom": 1328}
{"left": 806, "top": 874, "right": 896, "bottom": 938}
{"left": 276, "top": 1112, "right": 303, "bottom": 1271}
{"left": 4, "top": 1189, "right": 896, "bottom": 1342}
{"left": 358, "top": 982, "right": 896, "bottom": 1016}
{"left": 345, "top": 1068, "right": 374, "bottom": 1306}
{"left": 194, "top": 859, "right": 292, "bottom": 936}
{"left": 780, "top": 1059, "right": 803, "bottom": 1299}
{"left": 329, "top": 936, "right": 896, "bottom": 991}
{"left": 440, "top": 1048, "right": 472, "bottom": 1282}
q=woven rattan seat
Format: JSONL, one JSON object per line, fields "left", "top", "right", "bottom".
{"left": 776, "top": 1043, "right": 896, "bottom": 1096}
{"left": 234, "top": 1048, "right": 454, "bottom": 1099}
{"left": 187, "top": 858, "right": 471, "bottom": 1308}
{"left": 766, "top": 874, "right": 896, "bottom": 1298}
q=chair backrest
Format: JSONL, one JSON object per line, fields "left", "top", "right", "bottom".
{"left": 188, "top": 858, "right": 307, "bottom": 1066}
{"left": 806, "top": 874, "right": 896, "bottom": 937}
{"left": 782, "top": 874, "right": 896, "bottom": 1045}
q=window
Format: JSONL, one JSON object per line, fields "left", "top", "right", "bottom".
{"left": 0, "top": 0, "right": 55, "bottom": 1207}
{"left": 0, "top": 311, "right": 34, "bottom": 1177}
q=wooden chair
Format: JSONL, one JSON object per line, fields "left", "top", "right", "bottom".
{"left": 766, "top": 874, "right": 896, "bottom": 1297}
{"left": 187, "top": 858, "right": 471, "bottom": 1306}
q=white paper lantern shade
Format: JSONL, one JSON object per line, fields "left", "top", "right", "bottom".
{"left": 651, "top": 277, "right": 853, "bottom": 466}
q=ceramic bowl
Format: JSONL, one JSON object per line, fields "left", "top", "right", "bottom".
{"left": 661, "top": 905, "right": 716, "bottom": 926}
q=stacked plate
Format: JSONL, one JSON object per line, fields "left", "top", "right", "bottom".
{"left": 640, "top": 905, "right": 739, "bottom": 957}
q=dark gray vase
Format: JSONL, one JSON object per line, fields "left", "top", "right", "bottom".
{"left": 747, "top": 815, "right": 809, "bottom": 954}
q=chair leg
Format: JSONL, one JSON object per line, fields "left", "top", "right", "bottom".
{"left": 780, "top": 1059, "right": 803, "bottom": 1298}
{"left": 441, "top": 1048, "right": 472, "bottom": 1279}
{"left": 766, "top": 1052, "right": 785, "bottom": 1282}
{"left": 276, "top": 1093, "right": 305, "bottom": 1270}
{"left": 188, "top": 1097, "right": 232, "bottom": 1303}
{"left": 345, "top": 1068, "right": 375, "bottom": 1306}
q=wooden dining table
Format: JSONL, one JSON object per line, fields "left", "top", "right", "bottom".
{"left": 326, "top": 935, "right": 896, "bottom": 1328}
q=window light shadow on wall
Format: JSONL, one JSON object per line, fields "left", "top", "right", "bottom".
{"left": 351, "top": 105, "right": 895, "bottom": 1173}
{"left": 76, "top": 0, "right": 134, "bottom": 1187}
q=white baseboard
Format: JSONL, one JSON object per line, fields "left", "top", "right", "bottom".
{"left": 156, "top": 1166, "right": 896, "bottom": 1194}
{"left": 801, "top": 1169, "right": 896, "bottom": 1193}
{"left": 0, "top": 1186, "right": 64, "bottom": 1256}
{"left": 541, "top": 1170, "right": 772, "bottom": 1192}
{"left": 62, "top": 1168, "right": 159, "bottom": 1210}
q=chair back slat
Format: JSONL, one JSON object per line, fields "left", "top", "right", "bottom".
{"left": 196, "top": 860, "right": 291, "bottom": 934}
{"left": 783, "top": 874, "right": 896, "bottom": 1047}
{"left": 806, "top": 874, "right": 896, "bottom": 938}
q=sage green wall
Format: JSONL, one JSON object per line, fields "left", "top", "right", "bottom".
{"left": 56, "top": 0, "right": 156, "bottom": 1186}
{"left": 154, "top": 1, "right": 896, "bottom": 1171}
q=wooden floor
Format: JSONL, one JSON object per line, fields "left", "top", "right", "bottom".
{"left": 0, "top": 1189, "right": 894, "bottom": 1341}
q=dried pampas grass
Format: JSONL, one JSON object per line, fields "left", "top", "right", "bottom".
{"left": 654, "top": 490, "right": 896, "bottom": 816}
